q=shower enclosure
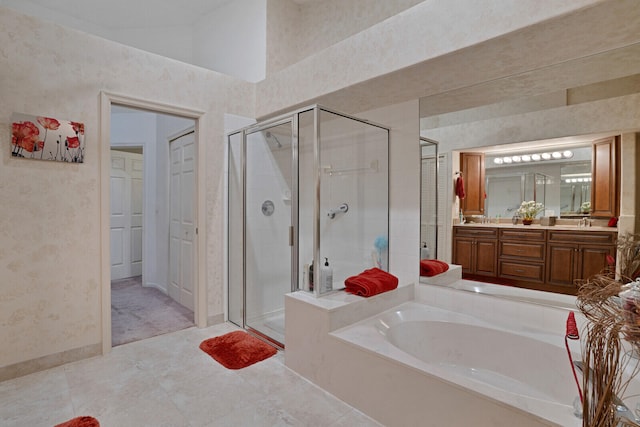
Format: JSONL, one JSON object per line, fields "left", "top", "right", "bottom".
{"left": 227, "top": 106, "right": 389, "bottom": 347}
{"left": 420, "top": 137, "right": 444, "bottom": 260}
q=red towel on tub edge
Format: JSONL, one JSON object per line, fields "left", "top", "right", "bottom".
{"left": 420, "top": 259, "right": 449, "bottom": 277}
{"left": 344, "top": 268, "right": 398, "bottom": 297}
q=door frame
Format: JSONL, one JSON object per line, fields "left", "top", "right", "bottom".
{"left": 100, "top": 92, "right": 205, "bottom": 355}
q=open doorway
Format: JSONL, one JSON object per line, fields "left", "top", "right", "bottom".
{"left": 108, "top": 104, "right": 197, "bottom": 346}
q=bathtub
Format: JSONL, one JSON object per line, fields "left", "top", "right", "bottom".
{"left": 331, "top": 301, "right": 583, "bottom": 426}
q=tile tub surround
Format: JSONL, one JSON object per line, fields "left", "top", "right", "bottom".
{"left": 0, "top": 322, "right": 381, "bottom": 427}
{"left": 285, "top": 282, "right": 589, "bottom": 426}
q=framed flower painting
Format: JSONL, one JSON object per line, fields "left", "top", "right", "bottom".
{"left": 11, "top": 113, "right": 85, "bottom": 163}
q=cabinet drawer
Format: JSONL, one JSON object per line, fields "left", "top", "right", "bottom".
{"left": 547, "top": 230, "right": 616, "bottom": 244}
{"left": 500, "top": 242, "right": 545, "bottom": 261}
{"left": 499, "top": 228, "right": 545, "bottom": 241}
{"left": 454, "top": 227, "right": 497, "bottom": 239}
{"left": 499, "top": 261, "right": 544, "bottom": 282}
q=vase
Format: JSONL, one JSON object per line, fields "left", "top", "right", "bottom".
{"left": 522, "top": 218, "right": 533, "bottom": 225}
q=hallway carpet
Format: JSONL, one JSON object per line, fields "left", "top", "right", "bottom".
{"left": 111, "top": 276, "right": 194, "bottom": 346}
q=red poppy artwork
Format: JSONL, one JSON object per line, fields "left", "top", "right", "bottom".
{"left": 11, "top": 112, "right": 85, "bottom": 163}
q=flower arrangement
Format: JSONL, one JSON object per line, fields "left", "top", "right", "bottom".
{"left": 516, "top": 200, "right": 544, "bottom": 220}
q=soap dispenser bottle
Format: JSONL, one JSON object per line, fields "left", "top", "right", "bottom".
{"left": 320, "top": 257, "right": 333, "bottom": 293}
{"left": 420, "top": 242, "right": 430, "bottom": 260}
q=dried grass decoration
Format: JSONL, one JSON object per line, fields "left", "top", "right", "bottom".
{"left": 576, "top": 233, "right": 640, "bottom": 426}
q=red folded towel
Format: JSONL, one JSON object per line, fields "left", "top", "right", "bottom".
{"left": 420, "top": 259, "right": 449, "bottom": 277}
{"left": 455, "top": 176, "right": 465, "bottom": 199}
{"left": 344, "top": 268, "right": 398, "bottom": 297}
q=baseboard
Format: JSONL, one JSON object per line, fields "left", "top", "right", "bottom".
{"left": 0, "top": 343, "right": 102, "bottom": 382}
{"left": 207, "top": 312, "right": 224, "bottom": 327}
{"left": 143, "top": 281, "right": 167, "bottom": 294}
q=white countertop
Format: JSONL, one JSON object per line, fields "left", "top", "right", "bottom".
{"left": 454, "top": 222, "right": 616, "bottom": 232}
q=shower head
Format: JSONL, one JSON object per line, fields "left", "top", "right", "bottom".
{"left": 265, "top": 131, "right": 282, "bottom": 148}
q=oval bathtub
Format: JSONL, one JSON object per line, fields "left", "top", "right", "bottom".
{"left": 332, "top": 301, "right": 582, "bottom": 426}
{"left": 383, "top": 318, "right": 575, "bottom": 404}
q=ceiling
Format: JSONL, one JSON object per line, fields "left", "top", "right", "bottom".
{"left": 14, "top": 0, "right": 231, "bottom": 28}
{"left": 14, "top": 0, "right": 321, "bottom": 29}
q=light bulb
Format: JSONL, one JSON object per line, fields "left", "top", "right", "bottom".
{"left": 512, "top": 155, "right": 521, "bottom": 162}
{"left": 521, "top": 155, "right": 531, "bottom": 162}
{"left": 503, "top": 157, "right": 512, "bottom": 164}
{"left": 563, "top": 150, "right": 573, "bottom": 158}
{"left": 552, "top": 152, "right": 562, "bottom": 159}
{"left": 531, "top": 154, "right": 541, "bottom": 161}
{"left": 493, "top": 158, "right": 503, "bottom": 164}
{"left": 541, "top": 153, "right": 551, "bottom": 160}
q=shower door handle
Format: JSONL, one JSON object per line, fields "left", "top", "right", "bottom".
{"left": 289, "top": 226, "right": 294, "bottom": 246}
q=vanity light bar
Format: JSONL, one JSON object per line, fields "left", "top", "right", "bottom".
{"left": 493, "top": 150, "right": 573, "bottom": 165}
{"left": 565, "top": 177, "right": 592, "bottom": 183}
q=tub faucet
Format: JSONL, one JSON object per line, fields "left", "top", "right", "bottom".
{"left": 573, "top": 361, "right": 640, "bottom": 424}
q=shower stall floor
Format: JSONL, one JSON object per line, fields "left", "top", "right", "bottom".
{"left": 248, "top": 309, "right": 285, "bottom": 345}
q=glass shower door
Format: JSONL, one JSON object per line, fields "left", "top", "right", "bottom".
{"left": 244, "top": 121, "right": 294, "bottom": 345}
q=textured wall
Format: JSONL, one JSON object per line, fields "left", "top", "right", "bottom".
{"left": 258, "top": 0, "right": 634, "bottom": 118}
{"left": 266, "top": 0, "right": 423, "bottom": 75}
{"left": 0, "top": 6, "right": 254, "bottom": 369}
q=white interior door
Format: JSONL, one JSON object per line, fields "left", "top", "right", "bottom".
{"left": 110, "top": 150, "right": 143, "bottom": 280}
{"left": 169, "top": 132, "right": 195, "bottom": 311}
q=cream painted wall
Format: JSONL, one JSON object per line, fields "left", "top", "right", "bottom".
{"left": 0, "top": 7, "right": 253, "bottom": 370}
{"left": 359, "top": 100, "right": 421, "bottom": 286}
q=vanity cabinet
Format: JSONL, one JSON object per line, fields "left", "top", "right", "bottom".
{"left": 459, "top": 152, "right": 485, "bottom": 216}
{"left": 590, "top": 136, "right": 620, "bottom": 218}
{"left": 452, "top": 226, "right": 617, "bottom": 294}
{"left": 546, "top": 230, "right": 616, "bottom": 290}
{"left": 452, "top": 227, "right": 497, "bottom": 277}
{"left": 498, "top": 228, "right": 546, "bottom": 283}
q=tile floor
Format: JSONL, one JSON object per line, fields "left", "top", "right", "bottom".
{"left": 0, "top": 322, "right": 382, "bottom": 427}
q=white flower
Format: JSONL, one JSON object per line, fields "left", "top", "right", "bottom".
{"left": 517, "top": 200, "right": 544, "bottom": 219}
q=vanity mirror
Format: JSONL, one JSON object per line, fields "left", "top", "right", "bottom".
{"left": 419, "top": 70, "right": 638, "bottom": 299}
{"left": 483, "top": 142, "right": 594, "bottom": 220}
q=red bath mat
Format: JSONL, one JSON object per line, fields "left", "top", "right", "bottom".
{"left": 199, "top": 331, "right": 277, "bottom": 369}
{"left": 54, "top": 416, "right": 100, "bottom": 427}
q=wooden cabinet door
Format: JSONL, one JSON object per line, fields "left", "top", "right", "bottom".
{"left": 460, "top": 152, "right": 485, "bottom": 215}
{"left": 591, "top": 136, "right": 619, "bottom": 217}
{"left": 547, "top": 243, "right": 577, "bottom": 286}
{"left": 475, "top": 239, "right": 498, "bottom": 276}
{"left": 577, "top": 245, "right": 615, "bottom": 281}
{"left": 453, "top": 237, "right": 474, "bottom": 274}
